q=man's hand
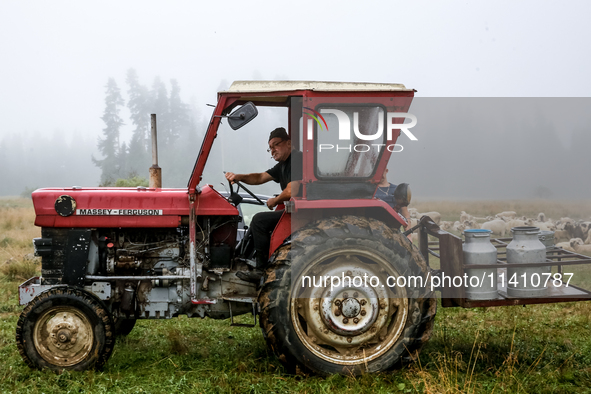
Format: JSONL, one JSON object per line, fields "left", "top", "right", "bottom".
{"left": 225, "top": 172, "right": 240, "bottom": 184}
{"left": 404, "top": 223, "right": 413, "bottom": 241}
{"left": 267, "top": 196, "right": 278, "bottom": 209}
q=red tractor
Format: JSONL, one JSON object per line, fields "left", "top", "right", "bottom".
{"left": 17, "top": 81, "right": 436, "bottom": 375}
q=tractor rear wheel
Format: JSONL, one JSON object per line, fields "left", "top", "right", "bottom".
{"left": 16, "top": 287, "right": 115, "bottom": 371}
{"left": 258, "top": 216, "right": 436, "bottom": 375}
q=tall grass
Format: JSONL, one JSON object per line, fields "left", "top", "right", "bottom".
{"left": 0, "top": 198, "right": 40, "bottom": 282}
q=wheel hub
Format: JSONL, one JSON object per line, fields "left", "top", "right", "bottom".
{"left": 341, "top": 298, "right": 360, "bottom": 318}
{"left": 34, "top": 307, "right": 94, "bottom": 367}
{"left": 57, "top": 329, "right": 71, "bottom": 343}
{"left": 320, "top": 286, "right": 380, "bottom": 337}
{"left": 52, "top": 321, "right": 79, "bottom": 349}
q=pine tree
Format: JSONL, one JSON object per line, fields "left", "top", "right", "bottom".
{"left": 174, "top": 110, "right": 203, "bottom": 184}
{"left": 169, "top": 79, "right": 190, "bottom": 144}
{"left": 118, "top": 141, "right": 128, "bottom": 177}
{"left": 164, "top": 79, "right": 202, "bottom": 186}
{"left": 126, "top": 69, "right": 150, "bottom": 176}
{"left": 93, "top": 78, "right": 125, "bottom": 186}
{"left": 149, "top": 77, "right": 170, "bottom": 146}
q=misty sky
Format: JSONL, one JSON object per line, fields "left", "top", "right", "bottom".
{"left": 1, "top": 1, "right": 590, "bottom": 198}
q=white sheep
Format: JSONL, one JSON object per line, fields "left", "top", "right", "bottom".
{"left": 481, "top": 219, "right": 507, "bottom": 236}
{"left": 556, "top": 238, "right": 580, "bottom": 252}
{"left": 554, "top": 229, "right": 570, "bottom": 242}
{"left": 471, "top": 216, "right": 492, "bottom": 223}
{"left": 579, "top": 222, "right": 591, "bottom": 239}
{"left": 586, "top": 230, "right": 591, "bottom": 245}
{"left": 456, "top": 222, "right": 468, "bottom": 232}
{"left": 496, "top": 211, "right": 517, "bottom": 220}
{"left": 571, "top": 238, "right": 591, "bottom": 256}
{"left": 537, "top": 212, "right": 547, "bottom": 222}
{"left": 555, "top": 242, "right": 572, "bottom": 251}
{"left": 440, "top": 221, "right": 454, "bottom": 232}
{"left": 457, "top": 220, "right": 480, "bottom": 232}
{"left": 505, "top": 219, "right": 526, "bottom": 233}
{"left": 531, "top": 221, "right": 556, "bottom": 232}
{"left": 460, "top": 211, "right": 471, "bottom": 223}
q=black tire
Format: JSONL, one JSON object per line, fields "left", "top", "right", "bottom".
{"left": 258, "top": 215, "right": 436, "bottom": 376}
{"left": 16, "top": 287, "right": 115, "bottom": 371}
{"left": 114, "top": 318, "right": 136, "bottom": 336}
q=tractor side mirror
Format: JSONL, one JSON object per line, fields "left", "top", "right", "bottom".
{"left": 228, "top": 102, "right": 258, "bottom": 130}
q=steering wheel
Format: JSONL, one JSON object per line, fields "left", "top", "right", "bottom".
{"left": 226, "top": 177, "right": 266, "bottom": 206}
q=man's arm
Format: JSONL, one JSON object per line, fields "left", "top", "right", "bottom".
{"left": 225, "top": 171, "right": 273, "bottom": 185}
{"left": 267, "top": 181, "right": 300, "bottom": 209}
{"left": 399, "top": 206, "right": 411, "bottom": 230}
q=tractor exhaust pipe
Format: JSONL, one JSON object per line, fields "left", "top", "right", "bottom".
{"left": 149, "top": 114, "right": 162, "bottom": 189}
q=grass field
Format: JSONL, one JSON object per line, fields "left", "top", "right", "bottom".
{"left": 2, "top": 197, "right": 591, "bottom": 393}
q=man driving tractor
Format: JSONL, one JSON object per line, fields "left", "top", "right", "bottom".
{"left": 225, "top": 127, "right": 302, "bottom": 283}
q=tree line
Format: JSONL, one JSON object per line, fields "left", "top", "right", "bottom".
{"left": 94, "top": 69, "right": 205, "bottom": 187}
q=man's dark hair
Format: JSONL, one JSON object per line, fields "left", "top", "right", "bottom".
{"left": 269, "top": 127, "right": 289, "bottom": 142}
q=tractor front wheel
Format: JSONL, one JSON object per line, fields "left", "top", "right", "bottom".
{"left": 16, "top": 287, "right": 115, "bottom": 371}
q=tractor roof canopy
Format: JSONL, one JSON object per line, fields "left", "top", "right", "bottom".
{"left": 223, "top": 80, "right": 412, "bottom": 93}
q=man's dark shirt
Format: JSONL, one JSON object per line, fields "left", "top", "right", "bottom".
{"left": 266, "top": 150, "right": 303, "bottom": 193}
{"left": 375, "top": 182, "right": 397, "bottom": 209}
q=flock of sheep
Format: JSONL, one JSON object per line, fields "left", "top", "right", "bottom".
{"left": 407, "top": 208, "right": 591, "bottom": 255}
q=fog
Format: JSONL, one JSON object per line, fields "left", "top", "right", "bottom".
{"left": 389, "top": 98, "right": 591, "bottom": 199}
{"left": 0, "top": 1, "right": 590, "bottom": 199}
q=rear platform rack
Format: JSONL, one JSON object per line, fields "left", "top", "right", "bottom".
{"left": 416, "top": 217, "right": 591, "bottom": 308}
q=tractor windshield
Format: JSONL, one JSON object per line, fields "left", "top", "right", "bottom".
{"left": 312, "top": 104, "right": 386, "bottom": 179}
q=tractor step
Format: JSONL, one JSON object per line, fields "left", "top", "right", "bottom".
{"left": 225, "top": 296, "right": 258, "bottom": 327}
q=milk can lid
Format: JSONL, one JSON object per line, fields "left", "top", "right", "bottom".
{"left": 463, "top": 229, "right": 493, "bottom": 238}
{"left": 511, "top": 226, "right": 540, "bottom": 233}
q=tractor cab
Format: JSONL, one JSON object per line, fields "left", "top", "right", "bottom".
{"left": 189, "top": 81, "right": 415, "bottom": 237}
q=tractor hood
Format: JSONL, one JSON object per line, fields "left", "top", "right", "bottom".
{"left": 32, "top": 185, "right": 237, "bottom": 228}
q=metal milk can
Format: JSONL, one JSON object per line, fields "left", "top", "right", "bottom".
{"left": 538, "top": 231, "right": 555, "bottom": 249}
{"left": 507, "top": 226, "right": 549, "bottom": 297}
{"left": 463, "top": 229, "right": 498, "bottom": 300}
